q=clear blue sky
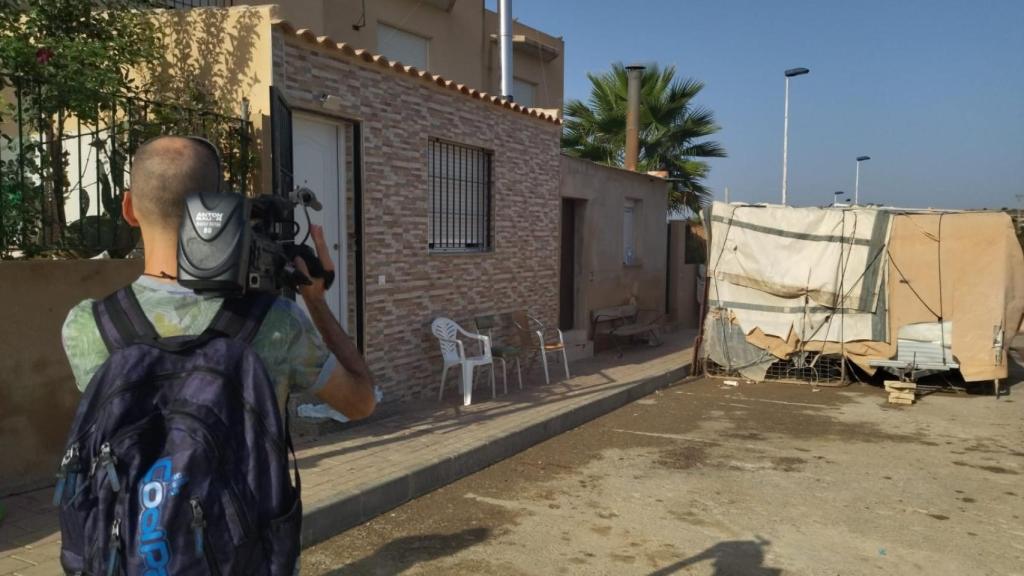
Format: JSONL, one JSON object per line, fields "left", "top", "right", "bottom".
{"left": 486, "top": 0, "right": 1024, "bottom": 209}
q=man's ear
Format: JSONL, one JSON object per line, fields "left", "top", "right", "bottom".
{"left": 122, "top": 190, "right": 140, "bottom": 228}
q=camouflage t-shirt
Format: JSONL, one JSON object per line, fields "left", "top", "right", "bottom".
{"left": 61, "top": 276, "right": 335, "bottom": 414}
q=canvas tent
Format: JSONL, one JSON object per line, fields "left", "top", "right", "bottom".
{"left": 699, "top": 202, "right": 1024, "bottom": 384}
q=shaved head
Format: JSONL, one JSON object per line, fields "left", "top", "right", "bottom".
{"left": 129, "top": 136, "right": 221, "bottom": 230}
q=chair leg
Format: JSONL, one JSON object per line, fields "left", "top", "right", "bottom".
{"left": 438, "top": 364, "right": 449, "bottom": 402}
{"left": 540, "top": 347, "right": 551, "bottom": 385}
{"left": 462, "top": 363, "right": 474, "bottom": 406}
{"left": 561, "top": 348, "right": 570, "bottom": 380}
{"left": 516, "top": 357, "right": 523, "bottom": 389}
{"left": 490, "top": 363, "right": 497, "bottom": 398}
{"left": 500, "top": 358, "right": 508, "bottom": 394}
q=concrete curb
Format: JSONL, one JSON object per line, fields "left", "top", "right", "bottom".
{"left": 301, "top": 363, "right": 694, "bottom": 548}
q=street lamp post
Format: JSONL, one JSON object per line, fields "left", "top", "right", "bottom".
{"left": 854, "top": 155, "right": 871, "bottom": 205}
{"left": 781, "top": 67, "right": 810, "bottom": 205}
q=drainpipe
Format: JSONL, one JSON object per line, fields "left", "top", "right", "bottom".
{"left": 499, "top": 0, "right": 513, "bottom": 100}
{"left": 625, "top": 64, "right": 645, "bottom": 171}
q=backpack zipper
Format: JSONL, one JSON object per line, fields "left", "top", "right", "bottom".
{"left": 96, "top": 443, "right": 120, "bottom": 493}
{"left": 104, "top": 518, "right": 121, "bottom": 576}
{"left": 53, "top": 442, "right": 81, "bottom": 505}
{"left": 168, "top": 410, "right": 253, "bottom": 541}
{"left": 190, "top": 497, "right": 206, "bottom": 555}
{"left": 189, "top": 498, "right": 223, "bottom": 576}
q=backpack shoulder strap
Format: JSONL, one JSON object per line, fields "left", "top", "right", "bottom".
{"left": 92, "top": 287, "right": 160, "bottom": 352}
{"left": 206, "top": 292, "right": 277, "bottom": 344}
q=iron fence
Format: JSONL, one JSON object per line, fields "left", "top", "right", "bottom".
{"left": 0, "top": 74, "right": 253, "bottom": 259}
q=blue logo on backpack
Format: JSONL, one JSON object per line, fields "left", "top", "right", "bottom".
{"left": 138, "top": 457, "right": 187, "bottom": 575}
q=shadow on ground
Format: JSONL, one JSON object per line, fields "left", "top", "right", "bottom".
{"left": 320, "top": 527, "right": 491, "bottom": 575}
{"left": 649, "top": 538, "right": 782, "bottom": 576}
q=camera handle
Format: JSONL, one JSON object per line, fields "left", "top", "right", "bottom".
{"left": 284, "top": 243, "right": 335, "bottom": 291}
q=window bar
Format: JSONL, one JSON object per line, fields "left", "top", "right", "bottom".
{"left": 478, "top": 150, "right": 484, "bottom": 249}
{"left": 440, "top": 140, "right": 444, "bottom": 248}
{"left": 485, "top": 152, "right": 489, "bottom": 249}
{"left": 477, "top": 150, "right": 482, "bottom": 250}
{"left": 435, "top": 140, "right": 440, "bottom": 249}
{"left": 468, "top": 146, "right": 474, "bottom": 249}
{"left": 447, "top": 140, "right": 453, "bottom": 250}
{"left": 455, "top": 143, "right": 460, "bottom": 249}
{"left": 477, "top": 146, "right": 481, "bottom": 248}
{"left": 447, "top": 141, "right": 453, "bottom": 250}
{"left": 439, "top": 141, "right": 442, "bottom": 247}
{"left": 437, "top": 140, "right": 442, "bottom": 249}
{"left": 479, "top": 151, "right": 484, "bottom": 250}
{"left": 438, "top": 141, "right": 442, "bottom": 248}
{"left": 429, "top": 140, "right": 433, "bottom": 248}
{"left": 474, "top": 148, "right": 480, "bottom": 249}
{"left": 432, "top": 139, "right": 436, "bottom": 249}
{"left": 460, "top": 144, "right": 466, "bottom": 248}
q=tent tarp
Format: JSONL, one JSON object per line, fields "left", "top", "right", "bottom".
{"left": 702, "top": 203, "right": 1024, "bottom": 382}
{"left": 885, "top": 212, "right": 1024, "bottom": 381}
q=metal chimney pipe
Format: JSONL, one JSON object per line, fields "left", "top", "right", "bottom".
{"left": 625, "top": 64, "right": 645, "bottom": 171}
{"left": 499, "top": 0, "right": 514, "bottom": 100}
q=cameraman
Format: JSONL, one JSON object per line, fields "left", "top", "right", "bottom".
{"left": 61, "top": 135, "right": 376, "bottom": 421}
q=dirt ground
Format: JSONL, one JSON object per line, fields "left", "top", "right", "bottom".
{"left": 300, "top": 376, "right": 1024, "bottom": 576}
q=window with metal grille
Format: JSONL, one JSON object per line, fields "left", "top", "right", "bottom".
{"left": 428, "top": 139, "right": 492, "bottom": 252}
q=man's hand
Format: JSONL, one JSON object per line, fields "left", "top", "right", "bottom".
{"left": 294, "top": 225, "right": 376, "bottom": 420}
{"left": 293, "top": 224, "right": 333, "bottom": 304}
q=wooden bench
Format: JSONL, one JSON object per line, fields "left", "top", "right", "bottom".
{"left": 590, "top": 304, "right": 665, "bottom": 356}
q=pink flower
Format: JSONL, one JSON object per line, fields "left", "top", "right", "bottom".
{"left": 35, "top": 47, "right": 53, "bottom": 64}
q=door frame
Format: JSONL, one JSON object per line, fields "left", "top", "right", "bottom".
{"left": 293, "top": 112, "right": 348, "bottom": 330}
{"left": 277, "top": 100, "right": 366, "bottom": 352}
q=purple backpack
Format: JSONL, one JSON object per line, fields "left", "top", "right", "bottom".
{"left": 55, "top": 287, "right": 301, "bottom": 575}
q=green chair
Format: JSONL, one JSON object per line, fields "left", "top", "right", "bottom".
{"left": 475, "top": 314, "right": 523, "bottom": 393}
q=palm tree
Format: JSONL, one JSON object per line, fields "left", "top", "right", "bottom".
{"left": 562, "top": 63, "right": 726, "bottom": 215}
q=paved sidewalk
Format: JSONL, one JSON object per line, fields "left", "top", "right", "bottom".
{"left": 0, "top": 330, "right": 695, "bottom": 574}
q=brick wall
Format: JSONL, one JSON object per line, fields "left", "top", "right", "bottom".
{"left": 273, "top": 31, "right": 561, "bottom": 402}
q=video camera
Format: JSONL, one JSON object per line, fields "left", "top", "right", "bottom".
{"left": 177, "top": 186, "right": 335, "bottom": 295}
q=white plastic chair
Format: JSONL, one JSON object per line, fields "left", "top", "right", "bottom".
{"left": 431, "top": 317, "right": 496, "bottom": 406}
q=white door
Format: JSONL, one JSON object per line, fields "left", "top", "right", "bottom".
{"left": 292, "top": 114, "right": 347, "bottom": 328}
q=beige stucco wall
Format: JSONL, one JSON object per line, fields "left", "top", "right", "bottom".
{"left": 233, "top": 1, "right": 563, "bottom": 110}
{"left": 668, "top": 220, "right": 701, "bottom": 329}
{"left": 147, "top": 5, "right": 277, "bottom": 194}
{"left": 0, "top": 260, "right": 143, "bottom": 495}
{"left": 559, "top": 156, "right": 668, "bottom": 337}
{"left": 237, "top": 0, "right": 486, "bottom": 90}
{"left": 483, "top": 8, "right": 565, "bottom": 111}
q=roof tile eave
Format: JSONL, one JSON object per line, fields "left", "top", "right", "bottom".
{"left": 271, "top": 19, "right": 561, "bottom": 126}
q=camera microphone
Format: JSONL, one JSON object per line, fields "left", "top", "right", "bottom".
{"left": 290, "top": 187, "right": 323, "bottom": 211}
